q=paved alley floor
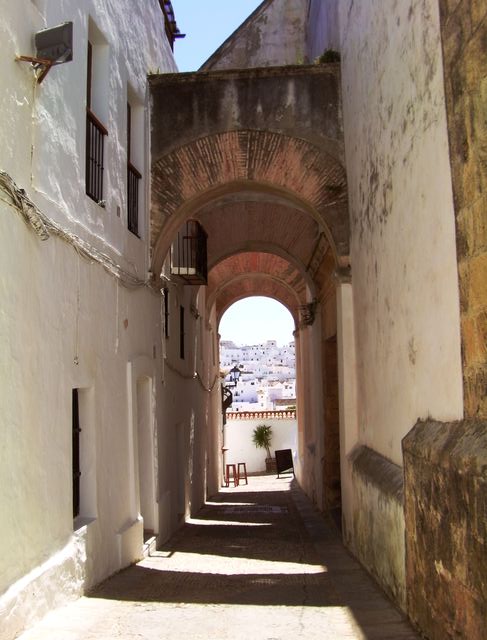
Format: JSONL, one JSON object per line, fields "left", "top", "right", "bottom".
{"left": 17, "top": 475, "right": 421, "bottom": 640}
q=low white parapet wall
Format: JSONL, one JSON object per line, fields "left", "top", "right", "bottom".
{"left": 224, "top": 411, "right": 297, "bottom": 474}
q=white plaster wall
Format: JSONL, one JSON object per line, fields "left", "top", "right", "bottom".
{"left": 0, "top": 2, "right": 183, "bottom": 637}
{"left": 156, "top": 281, "right": 220, "bottom": 532}
{"left": 8, "top": 0, "right": 177, "bottom": 283}
{"left": 0, "top": 215, "right": 164, "bottom": 636}
{"left": 338, "top": 0, "right": 463, "bottom": 465}
{"left": 224, "top": 418, "right": 297, "bottom": 474}
{"left": 201, "top": 0, "right": 307, "bottom": 71}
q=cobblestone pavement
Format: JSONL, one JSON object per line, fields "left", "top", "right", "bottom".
{"left": 17, "top": 475, "right": 421, "bottom": 640}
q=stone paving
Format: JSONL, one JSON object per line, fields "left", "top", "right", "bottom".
{"left": 17, "top": 475, "right": 422, "bottom": 640}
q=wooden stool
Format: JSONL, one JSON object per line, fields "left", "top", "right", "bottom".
{"left": 225, "top": 463, "right": 239, "bottom": 487}
{"left": 237, "top": 462, "right": 248, "bottom": 485}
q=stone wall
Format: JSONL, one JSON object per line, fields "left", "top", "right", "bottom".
{"left": 403, "top": 419, "right": 487, "bottom": 639}
{"left": 438, "top": 0, "right": 487, "bottom": 418}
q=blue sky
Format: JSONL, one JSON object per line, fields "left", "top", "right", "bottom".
{"left": 172, "top": 2, "right": 295, "bottom": 347}
{"left": 173, "top": 0, "right": 264, "bottom": 71}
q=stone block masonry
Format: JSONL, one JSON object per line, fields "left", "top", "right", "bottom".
{"left": 403, "top": 418, "right": 487, "bottom": 640}
{"left": 439, "top": 0, "right": 487, "bottom": 417}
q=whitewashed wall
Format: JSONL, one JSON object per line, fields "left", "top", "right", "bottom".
{"left": 338, "top": 0, "right": 463, "bottom": 463}
{"left": 224, "top": 417, "right": 297, "bottom": 474}
{"left": 0, "top": 2, "right": 202, "bottom": 638}
{"left": 304, "top": 0, "right": 464, "bottom": 608}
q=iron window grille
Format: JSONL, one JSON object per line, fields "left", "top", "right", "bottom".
{"left": 127, "top": 163, "right": 141, "bottom": 235}
{"left": 85, "top": 41, "right": 107, "bottom": 204}
{"left": 170, "top": 220, "right": 208, "bottom": 285}
{"left": 86, "top": 110, "right": 107, "bottom": 203}
{"left": 127, "top": 102, "right": 141, "bottom": 236}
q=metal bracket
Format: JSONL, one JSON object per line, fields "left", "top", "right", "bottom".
{"left": 16, "top": 55, "right": 55, "bottom": 84}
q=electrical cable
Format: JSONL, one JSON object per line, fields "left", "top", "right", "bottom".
{"left": 0, "top": 170, "right": 153, "bottom": 290}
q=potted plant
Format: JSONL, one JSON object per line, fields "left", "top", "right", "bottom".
{"left": 252, "top": 424, "right": 276, "bottom": 473}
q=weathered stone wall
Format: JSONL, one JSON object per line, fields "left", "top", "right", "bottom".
{"left": 201, "top": 0, "right": 306, "bottom": 71}
{"left": 349, "top": 446, "right": 406, "bottom": 608}
{"left": 403, "top": 419, "right": 487, "bottom": 639}
{"left": 438, "top": 1, "right": 487, "bottom": 418}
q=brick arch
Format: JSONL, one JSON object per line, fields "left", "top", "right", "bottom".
{"left": 208, "top": 243, "right": 316, "bottom": 294}
{"left": 207, "top": 251, "right": 309, "bottom": 325}
{"left": 150, "top": 130, "right": 349, "bottom": 280}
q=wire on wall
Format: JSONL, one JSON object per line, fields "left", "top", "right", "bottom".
{"left": 0, "top": 170, "right": 151, "bottom": 290}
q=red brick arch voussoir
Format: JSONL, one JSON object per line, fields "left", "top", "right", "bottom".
{"left": 150, "top": 129, "right": 349, "bottom": 278}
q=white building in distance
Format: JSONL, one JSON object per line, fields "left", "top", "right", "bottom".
{"left": 221, "top": 340, "right": 296, "bottom": 411}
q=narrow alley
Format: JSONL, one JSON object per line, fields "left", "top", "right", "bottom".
{"left": 17, "top": 476, "right": 420, "bottom": 640}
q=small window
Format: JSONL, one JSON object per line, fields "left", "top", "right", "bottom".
{"left": 85, "top": 25, "right": 108, "bottom": 205}
{"left": 127, "top": 101, "right": 141, "bottom": 236}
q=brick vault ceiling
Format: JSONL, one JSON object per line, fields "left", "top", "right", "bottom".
{"left": 194, "top": 197, "right": 322, "bottom": 324}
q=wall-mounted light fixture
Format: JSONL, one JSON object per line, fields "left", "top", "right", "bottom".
{"left": 226, "top": 365, "right": 242, "bottom": 388}
{"left": 16, "top": 22, "right": 73, "bottom": 84}
{"left": 221, "top": 365, "right": 242, "bottom": 425}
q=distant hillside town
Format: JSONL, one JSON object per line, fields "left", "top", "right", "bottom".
{"left": 220, "top": 339, "right": 296, "bottom": 412}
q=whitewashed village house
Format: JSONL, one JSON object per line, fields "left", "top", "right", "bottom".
{"left": 0, "top": 2, "right": 219, "bottom": 637}
{"left": 1, "top": 1, "right": 486, "bottom": 640}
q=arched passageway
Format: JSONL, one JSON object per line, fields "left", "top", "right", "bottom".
{"left": 149, "top": 63, "right": 350, "bottom": 520}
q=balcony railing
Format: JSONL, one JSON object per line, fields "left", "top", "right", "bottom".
{"left": 171, "top": 219, "right": 208, "bottom": 285}
{"left": 86, "top": 109, "right": 107, "bottom": 204}
{"left": 127, "top": 161, "right": 141, "bottom": 236}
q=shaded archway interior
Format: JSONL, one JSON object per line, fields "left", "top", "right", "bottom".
{"left": 149, "top": 64, "right": 348, "bottom": 522}
{"left": 190, "top": 190, "right": 338, "bottom": 328}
